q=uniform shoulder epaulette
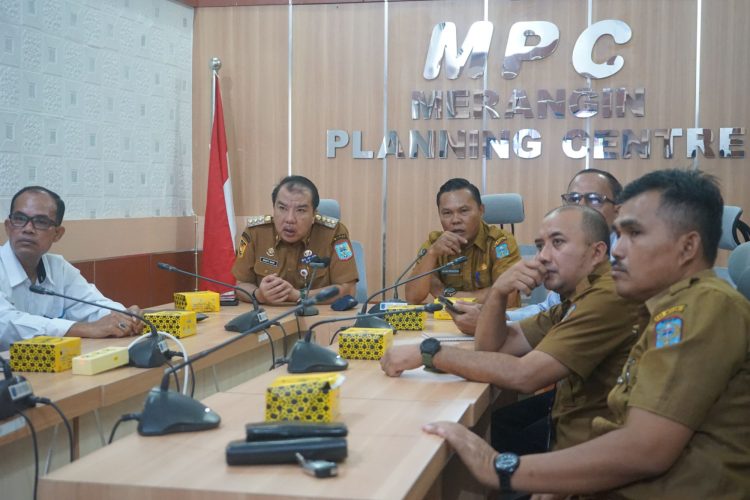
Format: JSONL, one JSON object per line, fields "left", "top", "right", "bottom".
{"left": 487, "top": 224, "right": 509, "bottom": 241}
{"left": 246, "top": 215, "right": 272, "bottom": 228}
{"left": 315, "top": 213, "right": 339, "bottom": 229}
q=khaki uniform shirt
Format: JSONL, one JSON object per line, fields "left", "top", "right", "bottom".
{"left": 231, "top": 214, "right": 359, "bottom": 291}
{"left": 591, "top": 270, "right": 750, "bottom": 499}
{"left": 418, "top": 221, "right": 521, "bottom": 303}
{"left": 519, "top": 261, "right": 641, "bottom": 450}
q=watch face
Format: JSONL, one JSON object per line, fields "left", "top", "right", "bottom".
{"left": 420, "top": 337, "right": 441, "bottom": 355}
{"left": 443, "top": 287, "right": 457, "bottom": 297}
{"left": 495, "top": 453, "right": 519, "bottom": 473}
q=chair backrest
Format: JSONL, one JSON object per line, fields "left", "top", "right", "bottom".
{"left": 720, "top": 205, "right": 743, "bottom": 250}
{"left": 518, "top": 244, "right": 548, "bottom": 304}
{"left": 317, "top": 199, "right": 340, "bottom": 219}
{"left": 351, "top": 240, "right": 368, "bottom": 303}
{"left": 728, "top": 242, "right": 750, "bottom": 299}
{"left": 481, "top": 193, "right": 525, "bottom": 225}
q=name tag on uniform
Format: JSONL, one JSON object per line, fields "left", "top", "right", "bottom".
{"left": 260, "top": 257, "right": 278, "bottom": 267}
{"left": 440, "top": 268, "right": 460, "bottom": 275}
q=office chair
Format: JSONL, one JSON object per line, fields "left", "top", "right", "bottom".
{"left": 481, "top": 193, "right": 525, "bottom": 235}
{"left": 728, "top": 242, "right": 750, "bottom": 300}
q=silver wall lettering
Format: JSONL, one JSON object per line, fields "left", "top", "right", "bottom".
{"left": 569, "top": 88, "right": 599, "bottom": 118}
{"left": 513, "top": 129, "right": 542, "bottom": 158}
{"left": 562, "top": 129, "right": 589, "bottom": 159}
{"left": 467, "top": 130, "right": 480, "bottom": 159}
{"left": 537, "top": 89, "right": 566, "bottom": 119}
{"left": 423, "top": 21, "right": 494, "bottom": 80}
{"left": 484, "top": 131, "right": 511, "bottom": 159}
{"left": 504, "top": 89, "right": 534, "bottom": 119}
{"left": 687, "top": 128, "right": 715, "bottom": 158}
{"left": 438, "top": 130, "right": 466, "bottom": 158}
{"left": 474, "top": 90, "right": 500, "bottom": 119}
{"left": 352, "top": 131, "right": 374, "bottom": 159}
{"left": 411, "top": 91, "right": 443, "bottom": 119}
{"left": 326, "top": 129, "right": 349, "bottom": 158}
{"left": 572, "top": 20, "right": 632, "bottom": 79}
{"left": 653, "top": 129, "right": 683, "bottom": 158}
{"left": 377, "top": 130, "right": 406, "bottom": 158}
{"left": 719, "top": 127, "right": 745, "bottom": 158}
{"left": 447, "top": 90, "right": 470, "bottom": 118}
{"left": 615, "top": 87, "right": 645, "bottom": 117}
{"left": 621, "top": 129, "right": 651, "bottom": 159}
{"left": 409, "top": 130, "right": 435, "bottom": 158}
{"left": 502, "top": 21, "right": 560, "bottom": 79}
{"left": 593, "top": 129, "right": 618, "bottom": 159}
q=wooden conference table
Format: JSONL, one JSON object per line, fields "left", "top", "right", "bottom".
{"left": 27, "top": 303, "right": 500, "bottom": 499}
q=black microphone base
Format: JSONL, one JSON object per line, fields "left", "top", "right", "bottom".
{"left": 353, "top": 315, "right": 394, "bottom": 331}
{"left": 287, "top": 341, "right": 348, "bottom": 373}
{"left": 296, "top": 305, "right": 319, "bottom": 317}
{"left": 129, "top": 337, "right": 168, "bottom": 368}
{"left": 224, "top": 309, "right": 269, "bottom": 333}
{"left": 138, "top": 387, "right": 221, "bottom": 436}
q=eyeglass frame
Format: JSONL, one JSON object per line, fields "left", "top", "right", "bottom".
{"left": 7, "top": 212, "right": 59, "bottom": 231}
{"left": 560, "top": 192, "right": 616, "bottom": 208}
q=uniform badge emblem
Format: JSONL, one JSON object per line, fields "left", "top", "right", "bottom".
{"left": 300, "top": 269, "right": 309, "bottom": 278}
{"left": 303, "top": 249, "right": 312, "bottom": 257}
{"left": 266, "top": 247, "right": 275, "bottom": 257}
{"left": 335, "top": 241, "right": 353, "bottom": 261}
{"left": 655, "top": 316, "right": 683, "bottom": 348}
{"left": 495, "top": 242, "right": 510, "bottom": 259}
{"left": 238, "top": 237, "right": 248, "bottom": 258}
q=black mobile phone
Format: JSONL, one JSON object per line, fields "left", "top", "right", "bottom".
{"left": 437, "top": 296, "right": 463, "bottom": 315}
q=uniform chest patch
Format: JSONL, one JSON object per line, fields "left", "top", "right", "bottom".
{"left": 495, "top": 242, "right": 510, "bottom": 259}
{"left": 260, "top": 257, "right": 278, "bottom": 267}
{"left": 237, "top": 237, "right": 248, "bottom": 258}
{"left": 655, "top": 316, "right": 683, "bottom": 348}
{"left": 335, "top": 241, "right": 353, "bottom": 261}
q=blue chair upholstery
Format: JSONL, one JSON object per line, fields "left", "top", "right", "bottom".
{"left": 729, "top": 242, "right": 750, "bottom": 300}
{"left": 482, "top": 193, "right": 525, "bottom": 230}
{"left": 317, "top": 198, "right": 341, "bottom": 219}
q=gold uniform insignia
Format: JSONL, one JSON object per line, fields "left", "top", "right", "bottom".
{"left": 238, "top": 236, "right": 248, "bottom": 258}
{"left": 315, "top": 213, "right": 338, "bottom": 229}
{"left": 246, "top": 215, "right": 272, "bottom": 228}
{"left": 653, "top": 304, "right": 686, "bottom": 322}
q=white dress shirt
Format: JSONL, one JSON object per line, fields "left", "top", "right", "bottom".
{"left": 0, "top": 241, "right": 126, "bottom": 351}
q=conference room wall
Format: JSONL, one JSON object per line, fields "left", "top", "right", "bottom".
{"left": 192, "top": 0, "right": 749, "bottom": 295}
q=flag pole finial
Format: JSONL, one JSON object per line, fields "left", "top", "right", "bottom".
{"left": 210, "top": 57, "right": 222, "bottom": 72}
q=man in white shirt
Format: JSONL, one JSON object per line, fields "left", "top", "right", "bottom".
{"left": 1, "top": 186, "right": 141, "bottom": 351}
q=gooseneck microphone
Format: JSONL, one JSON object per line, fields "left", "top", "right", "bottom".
{"left": 392, "top": 248, "right": 428, "bottom": 301}
{"left": 297, "top": 257, "right": 331, "bottom": 317}
{"left": 155, "top": 262, "right": 268, "bottom": 333}
{"left": 29, "top": 285, "right": 167, "bottom": 369}
{"left": 285, "top": 302, "right": 444, "bottom": 374}
{"left": 353, "top": 255, "right": 468, "bottom": 329}
{"left": 137, "top": 286, "right": 339, "bottom": 437}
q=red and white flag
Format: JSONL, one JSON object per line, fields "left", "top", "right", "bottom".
{"left": 201, "top": 73, "right": 237, "bottom": 293}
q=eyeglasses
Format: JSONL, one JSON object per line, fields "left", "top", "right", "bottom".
{"left": 560, "top": 192, "right": 615, "bottom": 208}
{"left": 8, "top": 212, "right": 58, "bottom": 230}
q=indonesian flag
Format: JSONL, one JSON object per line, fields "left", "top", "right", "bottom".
{"left": 201, "top": 73, "right": 237, "bottom": 293}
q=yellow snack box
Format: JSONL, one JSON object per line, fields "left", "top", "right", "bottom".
{"left": 380, "top": 302, "right": 426, "bottom": 331}
{"left": 265, "top": 373, "right": 344, "bottom": 423}
{"left": 433, "top": 297, "right": 477, "bottom": 320}
{"left": 142, "top": 310, "right": 197, "bottom": 339}
{"left": 173, "top": 291, "right": 220, "bottom": 312}
{"left": 338, "top": 327, "right": 393, "bottom": 360}
{"left": 10, "top": 336, "right": 81, "bottom": 373}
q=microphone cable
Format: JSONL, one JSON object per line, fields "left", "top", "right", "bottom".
{"left": 16, "top": 408, "right": 39, "bottom": 500}
{"left": 28, "top": 396, "right": 74, "bottom": 464}
{"left": 108, "top": 413, "right": 141, "bottom": 445}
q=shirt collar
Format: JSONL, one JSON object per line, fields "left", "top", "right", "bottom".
{"left": 567, "top": 260, "right": 611, "bottom": 301}
{"left": 645, "top": 268, "right": 716, "bottom": 314}
{"left": 272, "top": 223, "right": 313, "bottom": 249}
{"left": 0, "top": 241, "right": 51, "bottom": 287}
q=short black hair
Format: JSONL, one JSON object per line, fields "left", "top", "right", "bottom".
{"left": 271, "top": 175, "right": 320, "bottom": 210}
{"left": 569, "top": 168, "right": 623, "bottom": 203}
{"left": 436, "top": 178, "right": 482, "bottom": 208}
{"left": 620, "top": 169, "right": 723, "bottom": 264}
{"left": 10, "top": 186, "right": 65, "bottom": 225}
{"left": 546, "top": 204, "right": 611, "bottom": 255}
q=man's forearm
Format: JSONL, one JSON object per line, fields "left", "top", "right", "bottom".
{"left": 474, "top": 288, "right": 510, "bottom": 352}
{"left": 405, "top": 255, "right": 437, "bottom": 304}
{"left": 432, "top": 347, "right": 529, "bottom": 392}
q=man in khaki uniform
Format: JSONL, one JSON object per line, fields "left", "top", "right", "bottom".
{"left": 231, "top": 175, "right": 358, "bottom": 305}
{"left": 383, "top": 205, "right": 640, "bottom": 451}
{"left": 405, "top": 178, "right": 521, "bottom": 305}
{"left": 423, "top": 169, "right": 750, "bottom": 498}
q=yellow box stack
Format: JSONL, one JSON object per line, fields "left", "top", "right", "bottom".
{"left": 381, "top": 303, "right": 426, "bottom": 331}
{"left": 142, "top": 310, "right": 197, "bottom": 338}
{"left": 10, "top": 336, "right": 81, "bottom": 373}
{"left": 265, "top": 373, "right": 344, "bottom": 423}
{"left": 173, "top": 291, "right": 220, "bottom": 312}
{"left": 338, "top": 327, "right": 393, "bottom": 360}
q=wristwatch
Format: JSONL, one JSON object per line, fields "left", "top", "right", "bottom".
{"left": 494, "top": 452, "right": 520, "bottom": 493}
{"left": 443, "top": 287, "right": 457, "bottom": 297}
{"left": 419, "top": 337, "right": 441, "bottom": 370}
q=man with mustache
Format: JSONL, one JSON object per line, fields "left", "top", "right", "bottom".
{"left": 232, "top": 175, "right": 358, "bottom": 305}
{"left": 423, "top": 169, "right": 750, "bottom": 498}
{"left": 405, "top": 178, "right": 521, "bottom": 305}
{"left": 383, "top": 204, "right": 640, "bottom": 455}
{"left": 1, "top": 186, "right": 142, "bottom": 351}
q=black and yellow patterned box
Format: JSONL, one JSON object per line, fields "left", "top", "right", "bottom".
{"left": 338, "top": 327, "right": 393, "bottom": 360}
{"left": 433, "top": 297, "right": 477, "bottom": 320}
{"left": 141, "top": 311, "right": 197, "bottom": 339}
{"left": 265, "top": 373, "right": 344, "bottom": 423}
{"left": 380, "top": 303, "right": 426, "bottom": 331}
{"left": 10, "top": 336, "right": 81, "bottom": 373}
{"left": 174, "top": 291, "right": 220, "bottom": 312}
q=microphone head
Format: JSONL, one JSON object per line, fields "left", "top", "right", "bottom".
{"left": 156, "top": 262, "right": 174, "bottom": 271}
{"left": 312, "top": 286, "right": 338, "bottom": 303}
{"left": 310, "top": 256, "right": 331, "bottom": 269}
{"left": 423, "top": 303, "right": 443, "bottom": 313}
{"left": 29, "top": 284, "right": 49, "bottom": 295}
{"left": 451, "top": 255, "right": 468, "bottom": 265}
